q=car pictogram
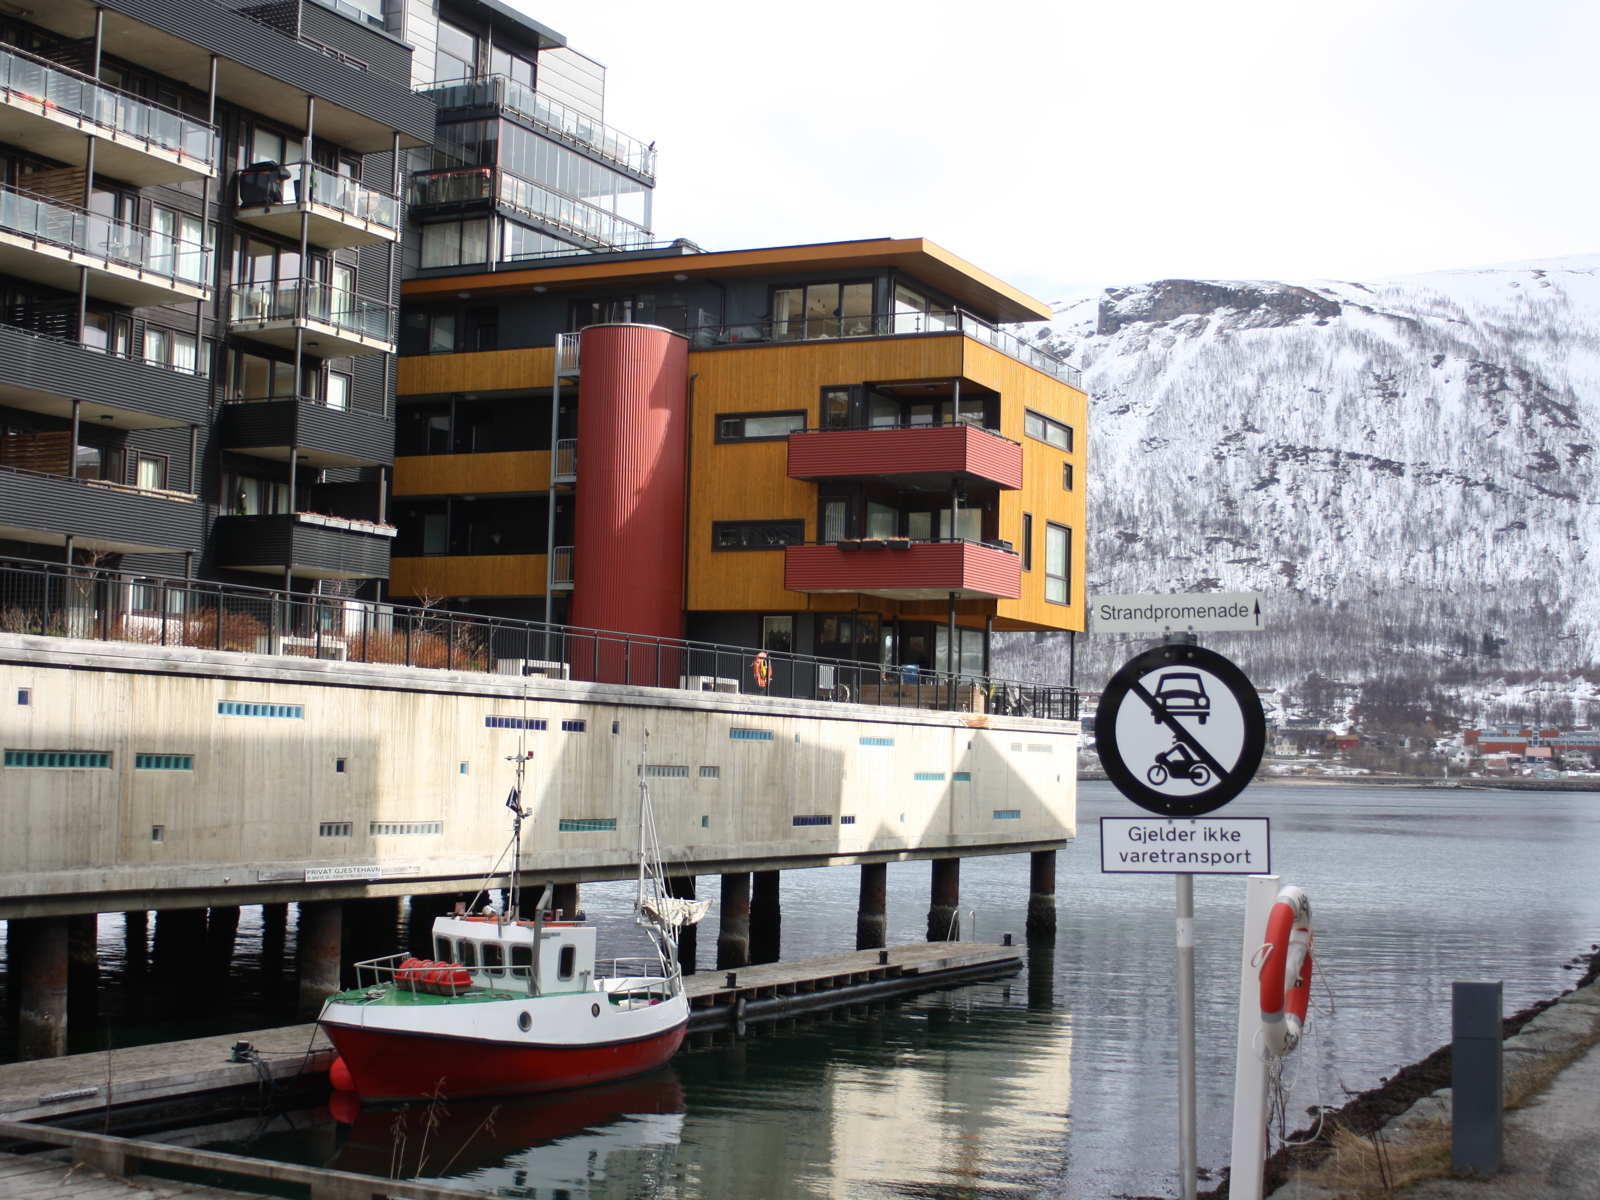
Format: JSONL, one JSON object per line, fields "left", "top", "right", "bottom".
{"left": 1151, "top": 672, "right": 1210, "bottom": 724}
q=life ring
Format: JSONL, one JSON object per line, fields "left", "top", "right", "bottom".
{"left": 1259, "top": 885, "right": 1313, "bottom": 1056}
{"left": 752, "top": 650, "right": 771, "bottom": 689}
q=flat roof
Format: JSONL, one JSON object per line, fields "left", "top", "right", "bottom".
{"left": 402, "top": 238, "right": 1054, "bottom": 323}
{"left": 450, "top": 0, "right": 566, "bottom": 50}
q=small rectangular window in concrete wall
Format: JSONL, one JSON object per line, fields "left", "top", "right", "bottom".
{"left": 135, "top": 754, "right": 194, "bottom": 770}
{"left": 562, "top": 720, "right": 587, "bottom": 732}
{"left": 914, "top": 772, "right": 946, "bottom": 781}
{"left": 645, "top": 765, "right": 688, "bottom": 777}
{"left": 994, "top": 810, "right": 1022, "bottom": 820}
{"left": 370, "top": 822, "right": 444, "bottom": 836}
{"left": 792, "top": 815, "right": 832, "bottom": 826}
{"left": 319, "top": 822, "right": 352, "bottom": 837}
{"left": 218, "top": 702, "right": 303, "bottom": 719}
{"left": 699, "top": 765, "right": 721, "bottom": 778}
{"left": 487, "top": 716, "right": 547, "bottom": 730}
{"left": 730, "top": 729, "right": 774, "bottom": 742}
{"left": 953, "top": 772, "right": 972, "bottom": 782}
{"left": 859, "top": 736, "right": 894, "bottom": 746}
{"left": 559, "top": 818, "right": 617, "bottom": 832}
{"left": 840, "top": 815, "right": 856, "bottom": 824}
{"left": 5, "top": 750, "right": 111, "bottom": 768}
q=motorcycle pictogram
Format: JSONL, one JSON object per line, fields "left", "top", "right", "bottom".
{"left": 1147, "top": 740, "right": 1212, "bottom": 788}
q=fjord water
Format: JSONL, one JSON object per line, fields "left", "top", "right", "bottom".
{"left": 9, "top": 783, "right": 1600, "bottom": 1197}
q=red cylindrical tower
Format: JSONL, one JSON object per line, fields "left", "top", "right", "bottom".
{"left": 569, "top": 324, "right": 689, "bottom": 647}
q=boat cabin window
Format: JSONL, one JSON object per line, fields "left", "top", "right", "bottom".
{"left": 457, "top": 940, "right": 478, "bottom": 968}
{"left": 482, "top": 942, "right": 504, "bottom": 976}
{"left": 434, "top": 936, "right": 455, "bottom": 962}
{"left": 558, "top": 944, "right": 577, "bottom": 981}
{"left": 510, "top": 944, "right": 533, "bottom": 978}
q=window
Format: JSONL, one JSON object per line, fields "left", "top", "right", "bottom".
{"left": 557, "top": 944, "right": 576, "bottom": 980}
{"left": 792, "top": 815, "right": 833, "bottom": 826}
{"left": 151, "top": 825, "right": 165, "bottom": 842}
{"left": 1063, "top": 461, "right": 1074, "bottom": 491}
{"left": 994, "top": 809, "right": 1022, "bottom": 820}
{"left": 570, "top": 298, "right": 634, "bottom": 330}
{"left": 1022, "top": 513, "right": 1033, "bottom": 571}
{"left": 953, "top": 772, "right": 972, "bottom": 782}
{"left": 914, "top": 772, "right": 947, "bottom": 782}
{"left": 16, "top": 689, "right": 30, "bottom": 706}
{"left": 135, "top": 454, "right": 167, "bottom": 492}
{"left": 510, "top": 944, "right": 533, "bottom": 977}
{"left": 860, "top": 736, "right": 894, "bottom": 746}
{"left": 457, "top": 940, "right": 478, "bottom": 968}
{"left": 74, "top": 443, "right": 123, "bottom": 483}
{"left": 644, "top": 765, "right": 688, "bottom": 778}
{"left": 892, "top": 284, "right": 957, "bottom": 334}
{"left": 559, "top": 818, "right": 617, "bottom": 832}
{"left": 482, "top": 942, "right": 504, "bottom": 975}
{"left": 335, "top": 759, "right": 346, "bottom": 773}
{"left": 5, "top": 750, "right": 111, "bottom": 767}
{"left": 773, "top": 282, "right": 874, "bottom": 340}
{"left": 318, "top": 821, "right": 351, "bottom": 837}
{"left": 370, "top": 821, "right": 444, "bottom": 835}
{"left": 326, "top": 372, "right": 351, "bottom": 411}
{"left": 1045, "top": 523, "right": 1071, "bottom": 605}
{"left": 81, "top": 311, "right": 132, "bottom": 357}
{"left": 489, "top": 45, "right": 535, "bottom": 87}
{"left": 224, "top": 472, "right": 292, "bottom": 516}
{"left": 716, "top": 411, "right": 806, "bottom": 442}
{"left": 232, "top": 350, "right": 296, "bottom": 400}
{"left": 421, "top": 220, "right": 488, "bottom": 270}
{"left": 865, "top": 501, "right": 898, "bottom": 540}
{"left": 436, "top": 20, "right": 478, "bottom": 83}
{"left": 1025, "top": 410, "right": 1073, "bottom": 451}
{"left": 730, "top": 729, "right": 774, "bottom": 742}
{"left": 762, "top": 616, "right": 793, "bottom": 652}
{"left": 486, "top": 716, "right": 548, "bottom": 730}
{"left": 469, "top": 307, "right": 498, "bottom": 350}
{"left": 562, "top": 719, "right": 587, "bottom": 732}
{"left": 217, "top": 702, "right": 303, "bottom": 718}
{"left": 821, "top": 498, "right": 849, "bottom": 543}
{"left": 152, "top": 206, "right": 208, "bottom": 284}
{"left": 699, "top": 765, "right": 721, "bottom": 778}
{"left": 421, "top": 512, "right": 448, "bottom": 554}
{"left": 713, "top": 520, "right": 804, "bottom": 550}
{"left": 841, "top": 815, "right": 856, "bottom": 824}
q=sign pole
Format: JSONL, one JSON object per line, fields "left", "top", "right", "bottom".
{"left": 1177, "top": 871, "right": 1197, "bottom": 1200}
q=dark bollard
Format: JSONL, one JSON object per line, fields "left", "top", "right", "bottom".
{"left": 856, "top": 862, "right": 887, "bottom": 950}
{"left": 750, "top": 871, "right": 781, "bottom": 964}
{"left": 1452, "top": 981, "right": 1503, "bottom": 1175}
{"left": 718, "top": 873, "right": 751, "bottom": 969}
{"left": 1025, "top": 850, "right": 1057, "bottom": 940}
{"left": 667, "top": 876, "right": 697, "bottom": 975}
{"left": 927, "top": 858, "right": 960, "bottom": 942}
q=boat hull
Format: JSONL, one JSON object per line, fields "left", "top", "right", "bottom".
{"left": 323, "top": 1017, "right": 686, "bottom": 1101}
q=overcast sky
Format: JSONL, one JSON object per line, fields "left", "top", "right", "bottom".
{"left": 525, "top": 0, "right": 1597, "bottom": 303}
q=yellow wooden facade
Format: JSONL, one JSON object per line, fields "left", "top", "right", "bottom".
{"left": 392, "top": 450, "right": 551, "bottom": 498}
{"left": 391, "top": 554, "right": 549, "bottom": 599}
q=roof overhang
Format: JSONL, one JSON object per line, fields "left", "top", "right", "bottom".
{"left": 403, "top": 238, "right": 1054, "bottom": 324}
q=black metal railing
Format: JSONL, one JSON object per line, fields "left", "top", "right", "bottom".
{"left": 0, "top": 556, "right": 1076, "bottom": 721}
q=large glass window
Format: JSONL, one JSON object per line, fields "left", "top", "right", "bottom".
{"left": 1025, "top": 409, "right": 1073, "bottom": 451}
{"left": 716, "top": 411, "right": 805, "bottom": 442}
{"left": 231, "top": 351, "right": 296, "bottom": 400}
{"left": 225, "top": 472, "right": 292, "bottom": 515}
{"left": 153, "top": 207, "right": 208, "bottom": 284}
{"left": 490, "top": 45, "right": 534, "bottom": 87}
{"left": 497, "top": 122, "right": 652, "bottom": 227}
{"left": 436, "top": 21, "right": 478, "bottom": 84}
{"left": 762, "top": 616, "right": 793, "bottom": 652}
{"left": 712, "top": 520, "right": 804, "bottom": 550}
{"left": 773, "top": 282, "right": 873, "bottom": 341}
{"left": 421, "top": 220, "right": 488, "bottom": 269}
{"left": 1045, "top": 523, "right": 1071, "bottom": 605}
{"left": 893, "top": 284, "right": 956, "bottom": 334}
{"left": 865, "top": 502, "right": 898, "bottom": 540}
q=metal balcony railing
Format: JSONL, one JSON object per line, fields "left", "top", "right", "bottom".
{"left": 0, "top": 41, "right": 218, "bottom": 170}
{"left": 555, "top": 331, "right": 581, "bottom": 374}
{"left": 550, "top": 545, "right": 574, "bottom": 588}
{"left": 0, "top": 555, "right": 1077, "bottom": 720}
{"left": 409, "top": 167, "right": 654, "bottom": 253}
{"left": 236, "top": 161, "right": 399, "bottom": 231}
{"left": 419, "top": 75, "right": 655, "bottom": 180}
{"left": 684, "top": 310, "right": 1082, "bottom": 388}
{"left": 554, "top": 438, "right": 576, "bottom": 479}
{"left": 0, "top": 183, "right": 213, "bottom": 290}
{"left": 228, "top": 280, "right": 396, "bottom": 345}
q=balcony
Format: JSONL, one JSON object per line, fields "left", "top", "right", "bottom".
{"left": 390, "top": 553, "right": 548, "bottom": 599}
{"left": 410, "top": 168, "right": 653, "bottom": 253}
{"left": 687, "top": 309, "right": 1082, "bottom": 389}
{"left": 236, "top": 162, "right": 400, "bottom": 248}
{"left": 0, "top": 184, "right": 212, "bottom": 307}
{"left": 551, "top": 545, "right": 574, "bottom": 590}
{"left": 418, "top": 75, "right": 655, "bottom": 182}
{"left": 218, "top": 398, "right": 394, "bottom": 469}
{"left": 0, "top": 463, "right": 201, "bottom": 554}
{"left": 229, "top": 280, "right": 396, "bottom": 357}
{"left": 0, "top": 42, "right": 217, "bottom": 185}
{"left": 784, "top": 540, "right": 1021, "bottom": 601}
{"left": 0, "top": 322, "right": 210, "bottom": 430}
{"left": 211, "top": 512, "right": 394, "bottom": 580}
{"left": 554, "top": 438, "right": 576, "bottom": 482}
{"left": 788, "top": 424, "right": 1022, "bottom": 491}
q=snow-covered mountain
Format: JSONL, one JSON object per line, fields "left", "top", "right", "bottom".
{"left": 995, "top": 255, "right": 1600, "bottom": 728}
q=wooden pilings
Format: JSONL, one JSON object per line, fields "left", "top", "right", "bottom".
{"left": 718, "top": 873, "right": 751, "bottom": 969}
{"left": 856, "top": 862, "right": 887, "bottom": 950}
{"left": 751, "top": 871, "right": 781, "bottom": 965}
{"left": 1026, "top": 849, "right": 1057, "bottom": 940}
{"left": 927, "top": 857, "right": 960, "bottom": 942}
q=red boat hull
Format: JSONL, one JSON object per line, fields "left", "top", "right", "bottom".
{"left": 323, "top": 1020, "right": 688, "bottom": 1101}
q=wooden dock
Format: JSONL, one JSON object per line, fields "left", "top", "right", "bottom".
{"left": 0, "top": 1150, "right": 261, "bottom": 1199}
{"left": 684, "top": 940, "right": 1024, "bottom": 1030}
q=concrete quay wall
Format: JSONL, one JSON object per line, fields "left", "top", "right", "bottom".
{"left": 0, "top": 635, "right": 1077, "bottom": 918}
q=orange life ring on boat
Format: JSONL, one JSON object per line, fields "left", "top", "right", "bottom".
{"left": 753, "top": 650, "right": 771, "bottom": 689}
{"left": 1259, "top": 885, "right": 1313, "bottom": 1056}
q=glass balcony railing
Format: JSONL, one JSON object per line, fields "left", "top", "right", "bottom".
{"left": 681, "top": 310, "right": 1083, "bottom": 388}
{"left": 409, "top": 167, "right": 654, "bottom": 253}
{"left": 229, "top": 280, "right": 396, "bottom": 345}
{"left": 0, "top": 182, "right": 213, "bottom": 290}
{"left": 236, "top": 162, "right": 400, "bottom": 231}
{"left": 419, "top": 75, "right": 655, "bottom": 180}
{"left": 0, "top": 41, "right": 217, "bottom": 170}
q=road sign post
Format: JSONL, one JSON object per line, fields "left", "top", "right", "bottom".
{"left": 1096, "top": 642, "right": 1267, "bottom": 1200}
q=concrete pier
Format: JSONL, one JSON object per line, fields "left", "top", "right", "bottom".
{"left": 667, "top": 876, "right": 698, "bottom": 974}
{"left": 928, "top": 857, "right": 961, "bottom": 942}
{"left": 1026, "top": 849, "right": 1058, "bottom": 940}
{"left": 751, "top": 870, "right": 781, "bottom": 965}
{"left": 11, "top": 916, "right": 67, "bottom": 1059}
{"left": 718, "top": 872, "right": 751, "bottom": 969}
{"left": 856, "top": 862, "right": 887, "bottom": 950}
{"left": 296, "top": 900, "right": 342, "bottom": 1018}
{"left": 66, "top": 913, "right": 98, "bottom": 1028}
{"left": 551, "top": 882, "right": 582, "bottom": 921}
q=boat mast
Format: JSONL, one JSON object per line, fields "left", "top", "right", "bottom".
{"left": 636, "top": 729, "right": 650, "bottom": 914}
{"left": 505, "top": 751, "right": 532, "bottom": 921}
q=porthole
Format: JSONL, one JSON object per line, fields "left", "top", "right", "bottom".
{"left": 517, "top": 1011, "right": 532, "bottom": 1032}
{"left": 591, "top": 1003, "right": 601, "bottom": 1017}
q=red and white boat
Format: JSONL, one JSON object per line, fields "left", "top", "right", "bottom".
{"left": 319, "top": 742, "right": 707, "bottom": 1101}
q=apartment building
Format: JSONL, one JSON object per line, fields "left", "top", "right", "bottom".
{"left": 392, "top": 236, "right": 1087, "bottom": 671}
{"left": 0, "top": 0, "right": 431, "bottom": 593}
